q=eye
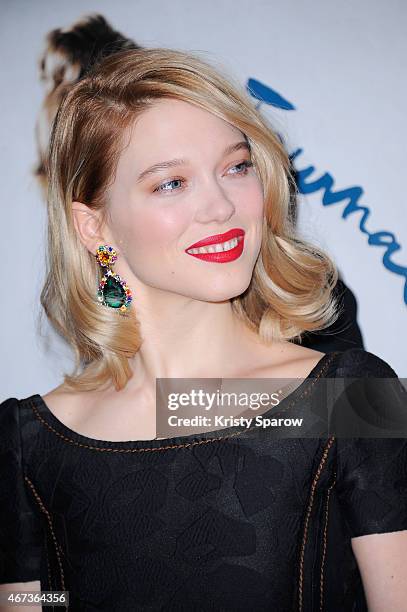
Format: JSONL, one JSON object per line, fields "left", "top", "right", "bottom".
{"left": 152, "top": 159, "right": 254, "bottom": 194}
{"left": 153, "top": 178, "right": 185, "bottom": 194}
{"left": 228, "top": 160, "right": 253, "bottom": 176}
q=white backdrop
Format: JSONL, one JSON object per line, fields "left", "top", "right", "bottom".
{"left": 1, "top": 0, "right": 406, "bottom": 400}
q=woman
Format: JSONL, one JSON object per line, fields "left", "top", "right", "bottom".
{"left": 0, "top": 46, "right": 406, "bottom": 611}
{"left": 34, "top": 13, "right": 365, "bottom": 355}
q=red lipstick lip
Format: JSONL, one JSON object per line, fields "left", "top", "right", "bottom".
{"left": 185, "top": 228, "right": 245, "bottom": 250}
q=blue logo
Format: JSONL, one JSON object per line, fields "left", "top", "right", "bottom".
{"left": 247, "top": 78, "right": 407, "bottom": 306}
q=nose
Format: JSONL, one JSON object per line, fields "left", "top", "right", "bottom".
{"left": 193, "top": 178, "right": 236, "bottom": 224}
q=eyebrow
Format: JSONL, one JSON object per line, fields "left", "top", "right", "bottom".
{"left": 136, "top": 140, "right": 251, "bottom": 184}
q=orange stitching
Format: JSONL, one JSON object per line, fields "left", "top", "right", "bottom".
{"left": 298, "top": 436, "right": 336, "bottom": 612}
{"left": 45, "top": 540, "right": 53, "bottom": 592}
{"left": 29, "top": 352, "right": 338, "bottom": 453}
{"left": 24, "top": 476, "right": 66, "bottom": 603}
{"left": 29, "top": 403, "right": 242, "bottom": 452}
{"left": 319, "top": 473, "right": 336, "bottom": 611}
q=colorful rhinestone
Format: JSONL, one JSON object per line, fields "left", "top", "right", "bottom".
{"left": 95, "top": 245, "right": 132, "bottom": 313}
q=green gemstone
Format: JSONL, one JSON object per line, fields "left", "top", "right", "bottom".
{"left": 102, "top": 276, "right": 126, "bottom": 308}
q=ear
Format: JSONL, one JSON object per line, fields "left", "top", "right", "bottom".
{"left": 72, "top": 201, "right": 108, "bottom": 255}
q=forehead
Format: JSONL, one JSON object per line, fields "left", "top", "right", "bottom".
{"left": 126, "top": 98, "right": 242, "bottom": 152}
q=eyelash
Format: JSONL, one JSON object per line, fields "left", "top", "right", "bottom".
{"left": 152, "top": 160, "right": 254, "bottom": 194}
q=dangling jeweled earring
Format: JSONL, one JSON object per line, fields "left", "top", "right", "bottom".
{"left": 95, "top": 245, "right": 133, "bottom": 314}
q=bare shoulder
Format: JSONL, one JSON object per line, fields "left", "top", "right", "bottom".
{"left": 41, "top": 381, "right": 156, "bottom": 441}
{"left": 253, "top": 342, "right": 327, "bottom": 379}
{"left": 282, "top": 342, "right": 326, "bottom": 367}
{"left": 41, "top": 384, "right": 95, "bottom": 429}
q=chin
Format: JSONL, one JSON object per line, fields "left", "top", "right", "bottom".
{"left": 193, "top": 276, "right": 253, "bottom": 302}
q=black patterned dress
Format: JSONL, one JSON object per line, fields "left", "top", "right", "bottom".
{"left": 1, "top": 348, "right": 406, "bottom": 611}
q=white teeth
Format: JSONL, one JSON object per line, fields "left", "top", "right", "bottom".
{"left": 187, "top": 237, "right": 240, "bottom": 255}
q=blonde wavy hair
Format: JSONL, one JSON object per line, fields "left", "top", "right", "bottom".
{"left": 40, "top": 47, "right": 340, "bottom": 392}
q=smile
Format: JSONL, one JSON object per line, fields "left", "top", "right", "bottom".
{"left": 187, "top": 237, "right": 240, "bottom": 254}
{"left": 185, "top": 235, "right": 245, "bottom": 263}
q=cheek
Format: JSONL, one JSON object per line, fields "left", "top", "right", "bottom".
{"left": 237, "top": 180, "right": 264, "bottom": 219}
{"left": 118, "top": 203, "right": 191, "bottom": 258}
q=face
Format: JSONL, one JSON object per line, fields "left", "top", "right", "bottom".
{"left": 103, "top": 98, "right": 264, "bottom": 302}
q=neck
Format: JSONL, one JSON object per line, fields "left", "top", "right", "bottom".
{"left": 126, "top": 292, "right": 272, "bottom": 389}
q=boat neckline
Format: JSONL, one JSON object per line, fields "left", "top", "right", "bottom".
{"left": 27, "top": 351, "right": 340, "bottom": 450}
